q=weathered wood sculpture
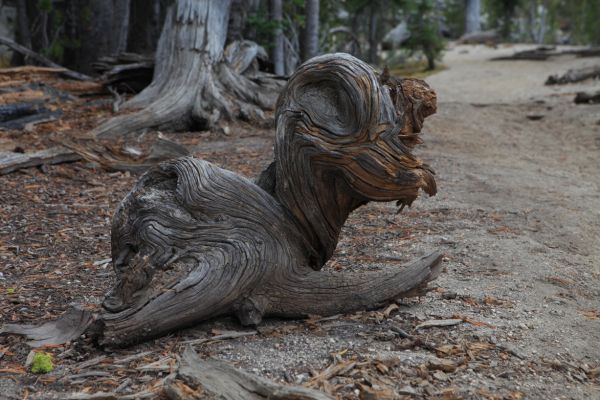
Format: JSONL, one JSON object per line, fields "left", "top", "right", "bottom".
{"left": 2, "top": 53, "right": 441, "bottom": 348}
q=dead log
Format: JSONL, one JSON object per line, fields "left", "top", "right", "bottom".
{"left": 165, "top": 346, "right": 333, "bottom": 400}
{"left": 491, "top": 46, "right": 558, "bottom": 61}
{"left": 562, "top": 47, "right": 600, "bottom": 58}
{"left": 0, "top": 36, "right": 92, "bottom": 81}
{"left": 546, "top": 65, "right": 600, "bottom": 85}
{"left": 1, "top": 53, "right": 442, "bottom": 348}
{"left": 0, "top": 146, "right": 80, "bottom": 175}
{"left": 574, "top": 91, "right": 600, "bottom": 104}
{"left": 492, "top": 46, "right": 600, "bottom": 62}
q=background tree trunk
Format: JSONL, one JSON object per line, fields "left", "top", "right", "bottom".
{"left": 271, "top": 0, "right": 284, "bottom": 75}
{"left": 74, "top": 0, "right": 116, "bottom": 74}
{"left": 465, "top": 0, "right": 481, "bottom": 34}
{"left": 91, "top": 0, "right": 284, "bottom": 138}
{"left": 368, "top": 1, "right": 379, "bottom": 65}
{"left": 110, "top": 0, "right": 131, "bottom": 54}
{"left": 228, "top": 0, "right": 245, "bottom": 43}
{"left": 127, "top": 0, "right": 164, "bottom": 54}
{"left": 303, "top": 0, "right": 319, "bottom": 60}
{"left": 15, "top": 0, "right": 31, "bottom": 49}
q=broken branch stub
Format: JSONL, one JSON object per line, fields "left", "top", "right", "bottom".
{"left": 2, "top": 53, "right": 442, "bottom": 348}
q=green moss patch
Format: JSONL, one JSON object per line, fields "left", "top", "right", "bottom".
{"left": 31, "top": 352, "right": 54, "bottom": 374}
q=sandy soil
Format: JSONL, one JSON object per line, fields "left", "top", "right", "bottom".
{"left": 0, "top": 45, "right": 599, "bottom": 399}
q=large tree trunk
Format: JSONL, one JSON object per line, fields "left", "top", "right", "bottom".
{"left": 303, "top": 0, "right": 319, "bottom": 60}
{"left": 2, "top": 54, "right": 441, "bottom": 348}
{"left": 91, "top": 0, "right": 284, "bottom": 138}
{"left": 465, "top": 0, "right": 481, "bottom": 35}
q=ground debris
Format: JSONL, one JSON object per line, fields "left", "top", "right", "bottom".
{"left": 415, "top": 319, "right": 463, "bottom": 330}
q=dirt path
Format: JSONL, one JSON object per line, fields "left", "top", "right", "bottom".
{"left": 0, "top": 46, "right": 599, "bottom": 399}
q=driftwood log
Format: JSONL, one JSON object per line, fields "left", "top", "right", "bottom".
{"left": 492, "top": 46, "right": 600, "bottom": 62}
{"left": 546, "top": 65, "right": 600, "bottom": 85}
{"left": 2, "top": 53, "right": 441, "bottom": 348}
{"left": 574, "top": 91, "right": 600, "bottom": 104}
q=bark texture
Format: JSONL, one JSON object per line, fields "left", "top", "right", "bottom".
{"left": 92, "top": 0, "right": 284, "bottom": 138}
{"left": 2, "top": 53, "right": 442, "bottom": 348}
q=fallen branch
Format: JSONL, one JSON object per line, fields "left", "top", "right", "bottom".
{"left": 0, "top": 146, "right": 80, "bottom": 175}
{"left": 491, "top": 46, "right": 558, "bottom": 61}
{"left": 59, "top": 132, "right": 190, "bottom": 172}
{"left": 415, "top": 318, "right": 463, "bottom": 330}
{"left": 180, "top": 330, "right": 257, "bottom": 346}
{"left": 0, "top": 36, "right": 92, "bottom": 81}
{"left": 165, "top": 346, "right": 333, "bottom": 400}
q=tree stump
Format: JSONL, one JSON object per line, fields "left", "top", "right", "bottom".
{"left": 91, "top": 0, "right": 284, "bottom": 138}
{"left": 2, "top": 53, "right": 442, "bottom": 348}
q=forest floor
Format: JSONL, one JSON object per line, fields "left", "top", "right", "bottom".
{"left": 0, "top": 44, "right": 599, "bottom": 399}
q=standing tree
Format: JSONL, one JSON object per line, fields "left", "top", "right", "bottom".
{"left": 303, "top": 0, "right": 319, "bottom": 60}
{"left": 271, "top": 0, "right": 285, "bottom": 75}
{"left": 368, "top": 0, "right": 379, "bottom": 64}
{"left": 465, "top": 0, "right": 481, "bottom": 34}
{"left": 405, "top": 0, "right": 445, "bottom": 70}
{"left": 90, "top": 0, "right": 285, "bottom": 138}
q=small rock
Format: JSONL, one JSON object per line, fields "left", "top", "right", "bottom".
{"left": 397, "top": 385, "right": 418, "bottom": 395}
{"left": 295, "top": 373, "right": 309, "bottom": 384}
{"left": 442, "top": 291, "right": 457, "bottom": 300}
{"left": 433, "top": 370, "right": 448, "bottom": 381}
{"left": 427, "top": 357, "right": 458, "bottom": 373}
{"left": 526, "top": 114, "right": 544, "bottom": 121}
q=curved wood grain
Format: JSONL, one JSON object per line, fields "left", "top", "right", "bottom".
{"left": 1, "top": 53, "right": 441, "bottom": 348}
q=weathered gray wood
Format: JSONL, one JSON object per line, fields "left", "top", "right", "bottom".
{"left": 0, "top": 146, "right": 80, "bottom": 175}
{"left": 546, "top": 65, "right": 600, "bottom": 85}
{"left": 0, "top": 306, "right": 94, "bottom": 347}
{"left": 60, "top": 134, "right": 190, "bottom": 173}
{"left": 165, "top": 346, "right": 333, "bottom": 400}
{"left": 91, "top": 0, "right": 284, "bottom": 138}
{"left": 1, "top": 53, "right": 442, "bottom": 348}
